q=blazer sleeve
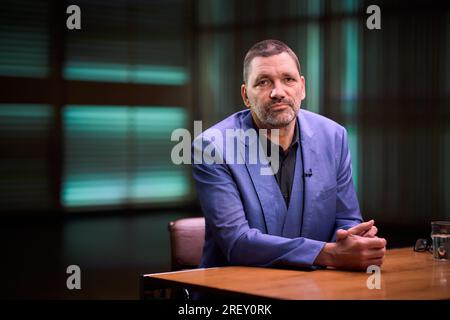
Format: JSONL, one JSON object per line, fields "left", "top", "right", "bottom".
{"left": 331, "top": 127, "right": 363, "bottom": 241}
{"left": 192, "top": 137, "right": 326, "bottom": 268}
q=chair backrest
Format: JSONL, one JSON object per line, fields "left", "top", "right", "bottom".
{"left": 168, "top": 217, "right": 205, "bottom": 271}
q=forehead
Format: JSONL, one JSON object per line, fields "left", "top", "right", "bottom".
{"left": 248, "top": 52, "right": 299, "bottom": 80}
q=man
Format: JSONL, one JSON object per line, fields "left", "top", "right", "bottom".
{"left": 192, "top": 39, "right": 386, "bottom": 270}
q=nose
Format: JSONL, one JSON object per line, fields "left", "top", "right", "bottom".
{"left": 270, "top": 81, "right": 285, "bottom": 100}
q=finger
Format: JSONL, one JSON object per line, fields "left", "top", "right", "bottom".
{"left": 336, "top": 229, "right": 349, "bottom": 241}
{"left": 365, "top": 247, "right": 386, "bottom": 259}
{"left": 348, "top": 220, "right": 374, "bottom": 235}
{"left": 364, "top": 237, "right": 387, "bottom": 249}
{"left": 368, "top": 254, "right": 385, "bottom": 263}
{"left": 362, "top": 226, "right": 378, "bottom": 238}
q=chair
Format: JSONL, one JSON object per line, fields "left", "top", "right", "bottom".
{"left": 140, "top": 217, "right": 205, "bottom": 299}
{"left": 168, "top": 217, "right": 205, "bottom": 271}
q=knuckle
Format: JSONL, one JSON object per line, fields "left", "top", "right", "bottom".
{"left": 355, "top": 241, "right": 364, "bottom": 250}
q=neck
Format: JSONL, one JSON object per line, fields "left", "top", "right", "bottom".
{"left": 252, "top": 114, "right": 296, "bottom": 151}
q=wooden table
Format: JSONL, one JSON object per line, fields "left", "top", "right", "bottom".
{"left": 141, "top": 247, "right": 450, "bottom": 299}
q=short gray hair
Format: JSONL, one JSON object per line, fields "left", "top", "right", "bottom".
{"left": 243, "top": 39, "right": 301, "bottom": 83}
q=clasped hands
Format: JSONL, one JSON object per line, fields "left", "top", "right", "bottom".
{"left": 315, "top": 220, "right": 387, "bottom": 270}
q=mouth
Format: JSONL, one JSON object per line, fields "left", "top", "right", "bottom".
{"left": 269, "top": 103, "right": 290, "bottom": 111}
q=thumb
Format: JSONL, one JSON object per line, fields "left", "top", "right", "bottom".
{"left": 336, "top": 229, "right": 349, "bottom": 242}
{"left": 348, "top": 220, "right": 374, "bottom": 235}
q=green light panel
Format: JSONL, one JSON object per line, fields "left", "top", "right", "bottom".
{"left": 0, "top": 0, "right": 49, "bottom": 78}
{"left": 343, "top": 19, "right": 359, "bottom": 110}
{"left": 64, "top": 62, "right": 189, "bottom": 85}
{"left": 0, "top": 104, "right": 53, "bottom": 210}
{"left": 307, "top": 0, "right": 322, "bottom": 17}
{"left": 198, "top": 32, "right": 235, "bottom": 124}
{"left": 331, "top": 0, "right": 359, "bottom": 14}
{"left": 306, "top": 21, "right": 321, "bottom": 113}
{"left": 300, "top": 0, "right": 323, "bottom": 113}
{"left": 62, "top": 105, "right": 190, "bottom": 208}
{"left": 131, "top": 107, "right": 190, "bottom": 203}
{"left": 346, "top": 124, "right": 359, "bottom": 193}
{"left": 63, "top": 1, "right": 190, "bottom": 86}
{"left": 197, "top": 0, "right": 235, "bottom": 26}
{"left": 343, "top": 18, "right": 360, "bottom": 194}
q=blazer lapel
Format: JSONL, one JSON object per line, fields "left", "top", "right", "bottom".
{"left": 245, "top": 163, "right": 286, "bottom": 236}
{"left": 297, "top": 110, "right": 321, "bottom": 238}
{"left": 239, "top": 112, "right": 286, "bottom": 236}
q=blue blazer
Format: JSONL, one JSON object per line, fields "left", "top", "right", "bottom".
{"left": 192, "top": 109, "right": 362, "bottom": 269}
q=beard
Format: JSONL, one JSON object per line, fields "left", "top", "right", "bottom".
{"left": 252, "top": 98, "right": 299, "bottom": 128}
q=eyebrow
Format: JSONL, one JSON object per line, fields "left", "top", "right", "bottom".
{"left": 281, "top": 72, "right": 296, "bottom": 78}
{"left": 254, "top": 72, "right": 296, "bottom": 82}
{"left": 253, "top": 74, "right": 271, "bottom": 83}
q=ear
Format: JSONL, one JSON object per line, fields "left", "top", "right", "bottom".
{"left": 241, "top": 84, "right": 251, "bottom": 108}
{"left": 300, "top": 76, "right": 306, "bottom": 100}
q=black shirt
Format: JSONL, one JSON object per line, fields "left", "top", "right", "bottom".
{"left": 254, "top": 119, "right": 300, "bottom": 207}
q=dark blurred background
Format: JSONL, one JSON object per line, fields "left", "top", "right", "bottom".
{"left": 0, "top": 0, "right": 449, "bottom": 299}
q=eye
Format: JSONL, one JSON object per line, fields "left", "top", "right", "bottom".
{"left": 257, "top": 79, "right": 270, "bottom": 87}
{"left": 285, "top": 77, "right": 296, "bottom": 83}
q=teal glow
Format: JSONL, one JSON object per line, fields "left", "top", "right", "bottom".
{"left": 64, "top": 105, "right": 129, "bottom": 135}
{"left": 133, "top": 107, "right": 188, "bottom": 134}
{"left": 0, "top": 104, "right": 52, "bottom": 118}
{"left": 64, "top": 62, "right": 128, "bottom": 82}
{"left": 134, "top": 65, "right": 189, "bottom": 85}
{"left": 0, "top": 28, "right": 49, "bottom": 78}
{"left": 131, "top": 172, "right": 190, "bottom": 202}
{"left": 64, "top": 62, "right": 189, "bottom": 85}
{"left": 343, "top": 0, "right": 358, "bottom": 13}
{"left": 342, "top": 18, "right": 360, "bottom": 195}
{"left": 211, "top": 37, "right": 223, "bottom": 115}
{"left": 62, "top": 175, "right": 128, "bottom": 206}
{"left": 207, "top": 33, "right": 234, "bottom": 117}
{"left": 62, "top": 105, "right": 190, "bottom": 207}
{"left": 347, "top": 125, "right": 359, "bottom": 193}
{"left": 330, "top": 0, "right": 358, "bottom": 14}
{"left": 343, "top": 19, "right": 359, "bottom": 111}
{"left": 0, "top": 65, "right": 48, "bottom": 78}
{"left": 65, "top": 105, "right": 129, "bottom": 120}
{"left": 0, "top": 104, "right": 52, "bottom": 209}
{"left": 199, "top": 0, "right": 234, "bottom": 26}
{"left": 307, "top": 0, "right": 322, "bottom": 17}
{"left": 306, "top": 22, "right": 321, "bottom": 113}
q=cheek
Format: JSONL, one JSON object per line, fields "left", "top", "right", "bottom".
{"left": 300, "top": 84, "right": 306, "bottom": 99}
{"left": 249, "top": 92, "right": 266, "bottom": 106}
{"left": 247, "top": 95, "right": 257, "bottom": 107}
{"left": 293, "top": 88, "right": 304, "bottom": 102}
